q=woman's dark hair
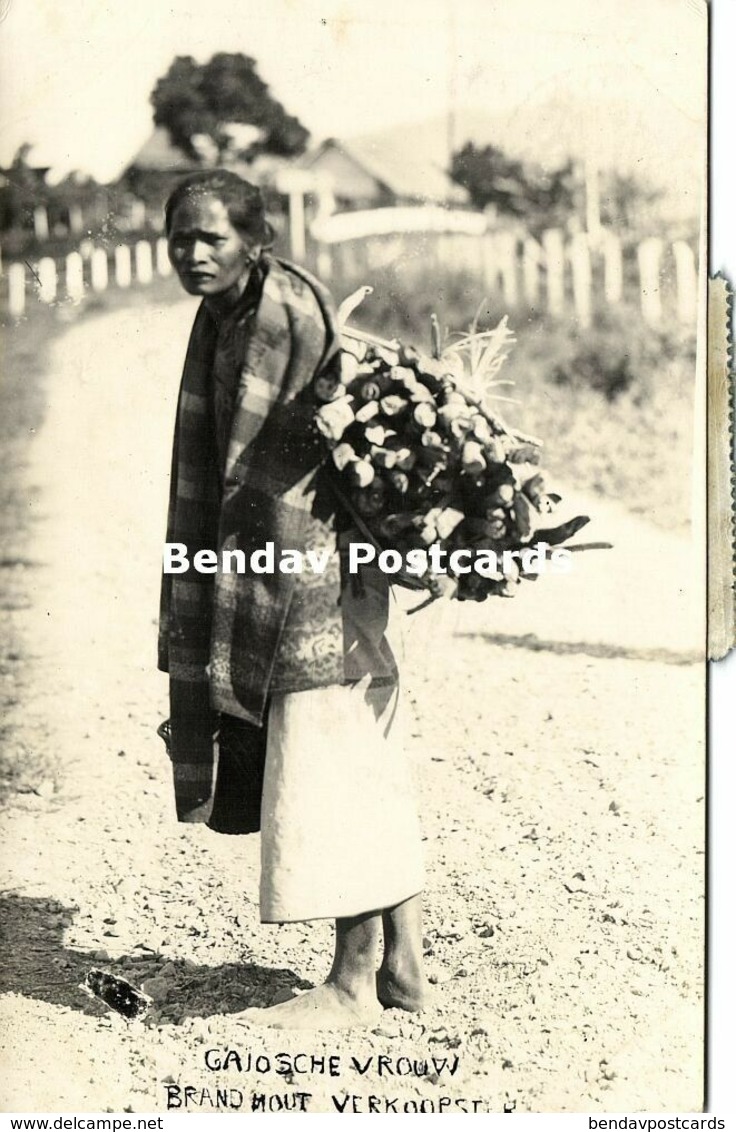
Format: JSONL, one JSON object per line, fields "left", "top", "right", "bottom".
{"left": 164, "top": 170, "right": 275, "bottom": 247}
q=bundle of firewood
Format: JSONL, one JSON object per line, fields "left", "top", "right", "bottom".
{"left": 312, "top": 300, "right": 595, "bottom": 602}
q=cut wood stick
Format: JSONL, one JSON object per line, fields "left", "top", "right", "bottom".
{"left": 406, "top": 591, "right": 440, "bottom": 615}
{"left": 526, "top": 540, "right": 614, "bottom": 561}
{"left": 430, "top": 313, "right": 442, "bottom": 360}
{"left": 449, "top": 381, "right": 543, "bottom": 447}
{"left": 341, "top": 325, "right": 400, "bottom": 351}
{"left": 337, "top": 285, "right": 373, "bottom": 325}
{"left": 341, "top": 321, "right": 542, "bottom": 448}
{"left": 560, "top": 541, "right": 614, "bottom": 553}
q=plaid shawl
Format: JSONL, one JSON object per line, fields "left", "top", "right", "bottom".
{"left": 158, "top": 256, "right": 344, "bottom": 819}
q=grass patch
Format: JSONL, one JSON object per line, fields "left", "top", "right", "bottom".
{"left": 331, "top": 263, "right": 697, "bottom": 531}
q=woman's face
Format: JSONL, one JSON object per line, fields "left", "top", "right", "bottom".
{"left": 167, "top": 194, "right": 257, "bottom": 299}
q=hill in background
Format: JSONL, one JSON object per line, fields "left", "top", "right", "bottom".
{"left": 346, "top": 68, "right": 703, "bottom": 229}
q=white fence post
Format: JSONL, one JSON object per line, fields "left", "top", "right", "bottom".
{"left": 303, "top": 205, "right": 700, "bottom": 325}
{"left": 542, "top": 228, "right": 565, "bottom": 316}
{"left": 672, "top": 240, "right": 697, "bottom": 324}
{"left": 37, "top": 257, "right": 58, "bottom": 303}
{"left": 570, "top": 232, "right": 592, "bottom": 328}
{"left": 135, "top": 240, "right": 153, "bottom": 284}
{"left": 65, "top": 251, "right": 85, "bottom": 302}
{"left": 435, "top": 231, "right": 452, "bottom": 273}
{"left": 602, "top": 231, "right": 623, "bottom": 305}
{"left": 365, "top": 235, "right": 387, "bottom": 271}
{"left": 637, "top": 237, "right": 663, "bottom": 325}
{"left": 481, "top": 233, "right": 499, "bottom": 294}
{"left": 522, "top": 237, "right": 541, "bottom": 305}
{"left": 289, "top": 190, "right": 307, "bottom": 263}
{"left": 129, "top": 200, "right": 146, "bottom": 230}
{"left": 68, "top": 203, "right": 84, "bottom": 235}
{"left": 496, "top": 232, "right": 518, "bottom": 306}
{"left": 8, "top": 262, "right": 26, "bottom": 318}
{"left": 155, "top": 237, "right": 172, "bottom": 277}
{"left": 33, "top": 206, "right": 49, "bottom": 242}
{"left": 114, "top": 245, "right": 132, "bottom": 289}
{"left": 90, "top": 248, "right": 109, "bottom": 292}
{"left": 316, "top": 243, "right": 332, "bottom": 281}
{"left": 338, "top": 241, "right": 359, "bottom": 280}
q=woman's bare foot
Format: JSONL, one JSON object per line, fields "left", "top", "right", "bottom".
{"left": 241, "top": 910, "right": 384, "bottom": 1029}
{"left": 239, "top": 981, "right": 382, "bottom": 1030}
{"left": 376, "top": 962, "right": 430, "bottom": 1012}
{"left": 378, "top": 894, "right": 428, "bottom": 1011}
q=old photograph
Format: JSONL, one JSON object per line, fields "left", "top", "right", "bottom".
{"left": 0, "top": 0, "right": 710, "bottom": 1114}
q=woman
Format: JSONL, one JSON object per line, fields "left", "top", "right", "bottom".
{"left": 158, "top": 170, "right": 427, "bottom": 1029}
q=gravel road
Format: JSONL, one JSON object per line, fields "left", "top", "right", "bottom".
{"left": 0, "top": 300, "right": 705, "bottom": 1113}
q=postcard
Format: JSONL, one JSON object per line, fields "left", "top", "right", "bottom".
{"left": 0, "top": 0, "right": 720, "bottom": 1116}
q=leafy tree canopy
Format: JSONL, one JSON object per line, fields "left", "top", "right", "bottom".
{"left": 599, "top": 170, "right": 665, "bottom": 234}
{"left": 151, "top": 53, "right": 310, "bottom": 163}
{"left": 450, "top": 141, "right": 577, "bottom": 233}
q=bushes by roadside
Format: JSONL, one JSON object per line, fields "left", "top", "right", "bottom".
{"left": 327, "top": 263, "right": 697, "bottom": 530}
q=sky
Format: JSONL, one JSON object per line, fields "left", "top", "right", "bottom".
{"left": 0, "top": 0, "right": 706, "bottom": 182}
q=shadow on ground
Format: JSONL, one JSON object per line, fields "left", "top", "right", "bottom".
{"left": 455, "top": 630, "right": 702, "bottom": 667}
{"left": 0, "top": 895, "right": 312, "bottom": 1024}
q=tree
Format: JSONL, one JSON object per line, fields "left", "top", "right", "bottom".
{"left": 151, "top": 53, "right": 310, "bottom": 164}
{"left": 1, "top": 145, "right": 108, "bottom": 241}
{"left": 599, "top": 170, "right": 665, "bottom": 234}
{"left": 0, "top": 144, "right": 50, "bottom": 232}
{"left": 450, "top": 141, "right": 577, "bottom": 233}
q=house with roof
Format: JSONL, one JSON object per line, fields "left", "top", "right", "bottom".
{"left": 120, "top": 121, "right": 468, "bottom": 209}
{"left": 117, "top": 127, "right": 199, "bottom": 214}
{"left": 298, "top": 136, "right": 467, "bottom": 210}
{"left": 125, "top": 127, "right": 200, "bottom": 178}
{"left": 120, "top": 125, "right": 295, "bottom": 204}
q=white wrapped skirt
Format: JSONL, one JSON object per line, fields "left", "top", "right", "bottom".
{"left": 259, "top": 676, "right": 424, "bottom": 923}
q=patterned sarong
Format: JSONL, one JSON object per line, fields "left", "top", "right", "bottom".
{"left": 158, "top": 256, "right": 345, "bottom": 819}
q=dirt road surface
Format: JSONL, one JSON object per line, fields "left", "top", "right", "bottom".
{"left": 1, "top": 300, "right": 705, "bottom": 1113}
